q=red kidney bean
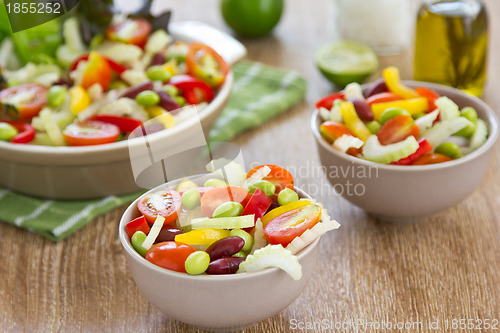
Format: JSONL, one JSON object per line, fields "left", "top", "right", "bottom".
{"left": 154, "top": 228, "right": 183, "bottom": 243}
{"left": 364, "top": 78, "right": 388, "bottom": 98}
{"left": 349, "top": 98, "right": 374, "bottom": 121}
{"left": 156, "top": 89, "right": 181, "bottom": 113}
{"left": 120, "top": 81, "right": 154, "bottom": 99}
{"left": 206, "top": 257, "right": 245, "bottom": 275}
{"left": 150, "top": 53, "right": 166, "bottom": 67}
{"left": 206, "top": 236, "right": 245, "bottom": 261}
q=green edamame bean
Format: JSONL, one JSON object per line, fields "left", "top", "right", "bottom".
{"left": 204, "top": 178, "right": 228, "bottom": 188}
{"left": 277, "top": 188, "right": 299, "bottom": 206}
{"left": 47, "top": 86, "right": 66, "bottom": 108}
{"left": 146, "top": 66, "right": 172, "bottom": 82}
{"left": 131, "top": 231, "right": 148, "bottom": 257}
{"left": 379, "top": 107, "right": 411, "bottom": 125}
{"left": 185, "top": 251, "right": 210, "bottom": 275}
{"left": 230, "top": 229, "right": 254, "bottom": 252}
{"left": 248, "top": 180, "right": 276, "bottom": 197}
{"left": 182, "top": 188, "right": 201, "bottom": 209}
{"left": 0, "top": 123, "right": 18, "bottom": 141}
{"left": 232, "top": 251, "right": 247, "bottom": 258}
{"left": 413, "top": 112, "right": 427, "bottom": 119}
{"left": 212, "top": 201, "right": 244, "bottom": 218}
{"left": 461, "top": 106, "right": 478, "bottom": 123}
{"left": 135, "top": 90, "right": 160, "bottom": 107}
{"left": 162, "top": 84, "right": 179, "bottom": 97}
{"left": 174, "top": 96, "right": 186, "bottom": 106}
{"left": 366, "top": 120, "right": 381, "bottom": 134}
{"left": 435, "top": 142, "right": 460, "bottom": 159}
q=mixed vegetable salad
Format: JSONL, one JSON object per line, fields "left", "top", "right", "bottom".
{"left": 0, "top": 15, "right": 228, "bottom": 146}
{"left": 125, "top": 163, "right": 339, "bottom": 280}
{"left": 316, "top": 66, "right": 489, "bottom": 165}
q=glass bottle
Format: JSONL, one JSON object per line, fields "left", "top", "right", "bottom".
{"left": 413, "top": 0, "right": 488, "bottom": 97}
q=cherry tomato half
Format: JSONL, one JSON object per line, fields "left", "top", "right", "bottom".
{"left": 411, "top": 153, "right": 452, "bottom": 165}
{"left": 376, "top": 115, "right": 419, "bottom": 145}
{"left": 146, "top": 241, "right": 197, "bottom": 273}
{"left": 200, "top": 186, "right": 251, "bottom": 217}
{"left": 320, "top": 121, "right": 353, "bottom": 144}
{"left": 186, "top": 42, "right": 229, "bottom": 87}
{"left": 63, "top": 120, "right": 120, "bottom": 146}
{"left": 106, "top": 18, "right": 152, "bottom": 46}
{"left": 246, "top": 165, "right": 294, "bottom": 197}
{"left": 263, "top": 202, "right": 322, "bottom": 247}
{"left": 0, "top": 83, "right": 48, "bottom": 119}
{"left": 138, "top": 190, "right": 182, "bottom": 224}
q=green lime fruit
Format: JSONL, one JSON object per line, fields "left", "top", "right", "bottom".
{"left": 315, "top": 40, "right": 379, "bottom": 88}
{"left": 220, "top": 0, "right": 284, "bottom": 38}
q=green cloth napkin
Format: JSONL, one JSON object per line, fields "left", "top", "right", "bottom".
{"left": 0, "top": 60, "right": 307, "bottom": 241}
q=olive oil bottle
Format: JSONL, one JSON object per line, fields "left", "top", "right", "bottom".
{"left": 414, "top": 0, "right": 488, "bottom": 96}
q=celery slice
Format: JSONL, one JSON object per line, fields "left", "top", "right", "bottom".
{"left": 343, "top": 82, "right": 364, "bottom": 100}
{"left": 145, "top": 30, "right": 172, "bottom": 54}
{"left": 319, "top": 107, "right": 331, "bottom": 121}
{"left": 237, "top": 244, "right": 302, "bottom": 281}
{"left": 415, "top": 109, "right": 439, "bottom": 133}
{"left": 39, "top": 108, "right": 66, "bottom": 146}
{"left": 469, "top": 119, "right": 488, "bottom": 151}
{"left": 333, "top": 134, "right": 364, "bottom": 153}
{"left": 436, "top": 96, "right": 460, "bottom": 121}
{"left": 424, "top": 117, "right": 471, "bottom": 148}
{"left": 243, "top": 165, "right": 271, "bottom": 189}
{"left": 329, "top": 103, "right": 343, "bottom": 123}
{"left": 188, "top": 215, "right": 255, "bottom": 230}
{"left": 362, "top": 135, "right": 419, "bottom": 164}
{"left": 141, "top": 215, "right": 165, "bottom": 251}
{"left": 250, "top": 218, "right": 267, "bottom": 254}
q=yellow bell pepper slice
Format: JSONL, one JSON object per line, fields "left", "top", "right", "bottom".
{"left": 69, "top": 86, "right": 90, "bottom": 115}
{"left": 146, "top": 106, "right": 176, "bottom": 129}
{"left": 383, "top": 66, "right": 420, "bottom": 99}
{"left": 163, "top": 60, "right": 178, "bottom": 76}
{"left": 340, "top": 101, "right": 371, "bottom": 142}
{"left": 262, "top": 200, "right": 311, "bottom": 227}
{"left": 371, "top": 97, "right": 429, "bottom": 120}
{"left": 174, "top": 228, "right": 230, "bottom": 246}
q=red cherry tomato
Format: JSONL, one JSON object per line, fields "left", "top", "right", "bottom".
{"left": 138, "top": 190, "right": 182, "bottom": 224}
{"left": 246, "top": 165, "right": 294, "bottom": 197}
{"left": 186, "top": 42, "right": 229, "bottom": 87}
{"left": 376, "top": 115, "right": 420, "bottom": 145}
{"left": 90, "top": 114, "right": 142, "bottom": 133}
{"left": 0, "top": 83, "right": 48, "bottom": 119}
{"left": 366, "top": 92, "right": 403, "bottom": 106}
{"left": 415, "top": 86, "right": 440, "bottom": 112}
{"left": 200, "top": 186, "right": 251, "bottom": 217}
{"left": 315, "top": 92, "right": 344, "bottom": 110}
{"left": 411, "top": 153, "right": 452, "bottom": 165}
{"left": 63, "top": 120, "right": 120, "bottom": 146}
{"left": 126, "top": 215, "right": 150, "bottom": 239}
{"left": 106, "top": 18, "right": 152, "bottom": 46}
{"left": 263, "top": 203, "right": 322, "bottom": 247}
{"left": 319, "top": 121, "right": 353, "bottom": 144}
{"left": 145, "top": 241, "right": 197, "bottom": 273}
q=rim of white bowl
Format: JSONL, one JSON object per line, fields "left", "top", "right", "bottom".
{"left": 119, "top": 184, "right": 322, "bottom": 281}
{"left": 311, "top": 81, "right": 500, "bottom": 172}
{"left": 0, "top": 71, "right": 233, "bottom": 157}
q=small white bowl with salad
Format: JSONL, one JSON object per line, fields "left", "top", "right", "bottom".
{"left": 0, "top": 15, "right": 246, "bottom": 199}
{"left": 311, "top": 66, "right": 499, "bottom": 222}
{"left": 119, "top": 163, "right": 340, "bottom": 330}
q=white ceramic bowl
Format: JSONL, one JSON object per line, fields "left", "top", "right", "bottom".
{"left": 119, "top": 180, "right": 320, "bottom": 331}
{"left": 0, "top": 22, "right": 246, "bottom": 199}
{"left": 311, "top": 81, "right": 499, "bottom": 222}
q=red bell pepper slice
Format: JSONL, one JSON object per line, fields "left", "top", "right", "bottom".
{"left": 415, "top": 86, "right": 440, "bottom": 112}
{"left": 315, "top": 92, "right": 344, "bottom": 110}
{"left": 90, "top": 115, "right": 142, "bottom": 133}
{"left": 70, "top": 54, "right": 128, "bottom": 74}
{"left": 8, "top": 122, "right": 35, "bottom": 144}
{"left": 390, "top": 138, "right": 433, "bottom": 165}
{"left": 366, "top": 92, "right": 403, "bottom": 106}
{"left": 126, "top": 215, "right": 151, "bottom": 239}
{"left": 169, "top": 74, "right": 215, "bottom": 104}
{"left": 241, "top": 188, "right": 273, "bottom": 232}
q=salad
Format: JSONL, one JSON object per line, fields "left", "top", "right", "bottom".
{"left": 316, "top": 66, "right": 489, "bottom": 165}
{"left": 0, "top": 15, "right": 228, "bottom": 146}
{"left": 125, "top": 164, "right": 339, "bottom": 280}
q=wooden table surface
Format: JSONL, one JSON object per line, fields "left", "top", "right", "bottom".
{"left": 1, "top": 1, "right": 499, "bottom": 332}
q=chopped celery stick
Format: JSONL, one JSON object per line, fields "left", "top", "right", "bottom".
{"left": 32, "top": 111, "right": 74, "bottom": 131}
{"left": 469, "top": 119, "right": 488, "bottom": 151}
{"left": 145, "top": 30, "right": 172, "bottom": 54}
{"left": 343, "top": 82, "right": 364, "bottom": 100}
{"left": 62, "top": 17, "right": 86, "bottom": 53}
{"left": 415, "top": 109, "right": 439, "bottom": 133}
{"left": 39, "top": 108, "right": 66, "bottom": 146}
{"left": 243, "top": 165, "right": 271, "bottom": 189}
{"left": 188, "top": 215, "right": 255, "bottom": 230}
{"left": 435, "top": 96, "right": 460, "bottom": 121}
{"left": 333, "top": 134, "right": 364, "bottom": 153}
{"left": 251, "top": 218, "right": 267, "bottom": 254}
{"left": 424, "top": 117, "right": 471, "bottom": 148}
{"left": 237, "top": 244, "right": 302, "bottom": 281}
{"left": 329, "top": 103, "right": 343, "bottom": 123}
{"left": 141, "top": 215, "right": 165, "bottom": 251}
{"left": 98, "top": 43, "right": 143, "bottom": 63}
{"left": 362, "top": 135, "right": 419, "bottom": 164}
{"left": 319, "top": 107, "right": 331, "bottom": 122}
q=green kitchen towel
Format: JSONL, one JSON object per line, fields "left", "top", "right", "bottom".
{"left": 0, "top": 60, "right": 307, "bottom": 241}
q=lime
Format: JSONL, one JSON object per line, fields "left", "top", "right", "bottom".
{"left": 315, "top": 40, "right": 379, "bottom": 88}
{"left": 220, "top": 0, "right": 283, "bottom": 38}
